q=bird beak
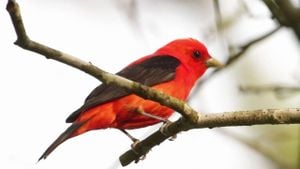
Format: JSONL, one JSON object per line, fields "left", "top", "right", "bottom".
{"left": 205, "top": 57, "right": 223, "bottom": 68}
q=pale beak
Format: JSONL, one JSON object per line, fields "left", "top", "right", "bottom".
{"left": 205, "top": 57, "right": 223, "bottom": 68}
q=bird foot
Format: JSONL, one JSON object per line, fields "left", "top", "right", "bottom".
{"left": 159, "top": 120, "right": 177, "bottom": 141}
{"left": 130, "top": 139, "right": 141, "bottom": 154}
{"left": 131, "top": 140, "right": 146, "bottom": 163}
{"left": 168, "top": 134, "right": 177, "bottom": 141}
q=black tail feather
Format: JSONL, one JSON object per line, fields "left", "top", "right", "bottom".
{"left": 38, "top": 122, "right": 85, "bottom": 161}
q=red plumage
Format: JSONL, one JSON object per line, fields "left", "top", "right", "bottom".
{"left": 39, "top": 38, "right": 222, "bottom": 160}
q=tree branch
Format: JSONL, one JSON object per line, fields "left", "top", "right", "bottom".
{"left": 120, "top": 108, "right": 300, "bottom": 166}
{"left": 240, "top": 85, "right": 300, "bottom": 93}
{"left": 240, "top": 85, "right": 300, "bottom": 99}
{"left": 6, "top": 0, "right": 300, "bottom": 167}
{"left": 262, "top": 0, "right": 300, "bottom": 40}
{"left": 192, "top": 25, "right": 281, "bottom": 95}
{"left": 6, "top": 0, "right": 199, "bottom": 124}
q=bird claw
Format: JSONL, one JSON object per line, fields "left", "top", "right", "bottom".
{"left": 131, "top": 139, "right": 141, "bottom": 154}
{"left": 159, "top": 120, "right": 177, "bottom": 141}
{"left": 134, "top": 154, "right": 146, "bottom": 163}
{"left": 136, "top": 107, "right": 176, "bottom": 140}
{"left": 168, "top": 134, "right": 177, "bottom": 141}
{"left": 131, "top": 140, "right": 147, "bottom": 163}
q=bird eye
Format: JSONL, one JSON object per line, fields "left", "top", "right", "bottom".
{"left": 192, "top": 50, "right": 202, "bottom": 59}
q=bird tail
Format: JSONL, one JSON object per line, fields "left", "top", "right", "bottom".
{"left": 38, "top": 121, "right": 86, "bottom": 161}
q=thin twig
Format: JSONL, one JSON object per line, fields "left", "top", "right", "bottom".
{"left": 240, "top": 85, "right": 300, "bottom": 93}
{"left": 240, "top": 85, "right": 300, "bottom": 99}
{"left": 213, "top": 0, "right": 222, "bottom": 29}
{"left": 193, "top": 26, "right": 281, "bottom": 93}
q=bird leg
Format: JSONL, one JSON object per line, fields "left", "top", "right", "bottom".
{"left": 136, "top": 106, "right": 168, "bottom": 123}
{"left": 120, "top": 129, "right": 139, "bottom": 143}
{"left": 119, "top": 129, "right": 146, "bottom": 162}
{"left": 136, "top": 107, "right": 177, "bottom": 141}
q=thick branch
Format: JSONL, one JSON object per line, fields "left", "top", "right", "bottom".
{"left": 120, "top": 108, "right": 300, "bottom": 166}
{"left": 195, "top": 109, "right": 300, "bottom": 127}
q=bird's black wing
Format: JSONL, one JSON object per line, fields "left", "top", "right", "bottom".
{"left": 66, "top": 55, "right": 180, "bottom": 123}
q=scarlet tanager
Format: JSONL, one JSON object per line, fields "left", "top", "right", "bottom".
{"left": 38, "top": 38, "right": 222, "bottom": 160}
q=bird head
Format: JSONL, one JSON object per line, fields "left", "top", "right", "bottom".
{"left": 156, "top": 38, "right": 223, "bottom": 76}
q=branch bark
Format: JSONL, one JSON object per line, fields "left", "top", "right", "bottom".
{"left": 6, "top": 0, "right": 300, "bottom": 167}
{"left": 120, "top": 108, "right": 300, "bottom": 166}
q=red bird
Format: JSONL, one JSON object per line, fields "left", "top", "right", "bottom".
{"left": 39, "top": 38, "right": 222, "bottom": 160}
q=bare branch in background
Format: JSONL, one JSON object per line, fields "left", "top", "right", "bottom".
{"left": 191, "top": 26, "right": 281, "bottom": 98}
{"left": 240, "top": 85, "right": 300, "bottom": 99}
{"left": 217, "top": 129, "right": 293, "bottom": 169}
{"left": 114, "top": 0, "right": 140, "bottom": 31}
{"left": 213, "top": 0, "right": 222, "bottom": 29}
{"left": 262, "top": 0, "right": 300, "bottom": 40}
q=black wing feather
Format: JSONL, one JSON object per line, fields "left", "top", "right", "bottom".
{"left": 66, "top": 55, "right": 180, "bottom": 123}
